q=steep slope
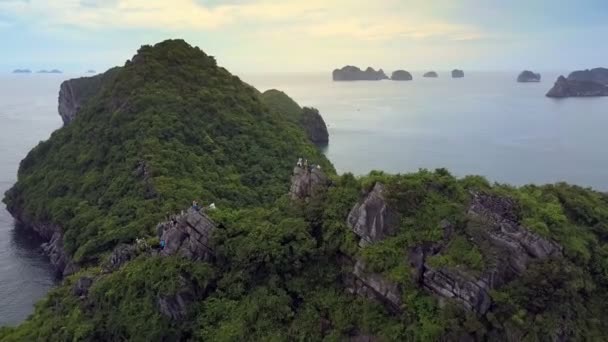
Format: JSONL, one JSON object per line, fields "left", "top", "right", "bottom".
{"left": 4, "top": 39, "right": 333, "bottom": 271}
{"left": 261, "top": 90, "right": 329, "bottom": 145}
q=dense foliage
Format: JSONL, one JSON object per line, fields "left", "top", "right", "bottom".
{"left": 2, "top": 40, "right": 608, "bottom": 341}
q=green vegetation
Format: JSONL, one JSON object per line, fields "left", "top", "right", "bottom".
{"left": 2, "top": 40, "right": 608, "bottom": 341}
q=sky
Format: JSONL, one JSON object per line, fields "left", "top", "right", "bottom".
{"left": 1, "top": 0, "right": 607, "bottom": 73}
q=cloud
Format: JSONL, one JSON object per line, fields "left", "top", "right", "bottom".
{"left": 0, "top": 0, "right": 486, "bottom": 42}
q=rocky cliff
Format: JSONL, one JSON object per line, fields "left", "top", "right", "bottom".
{"left": 546, "top": 76, "right": 608, "bottom": 98}
{"left": 452, "top": 69, "right": 464, "bottom": 78}
{"left": 333, "top": 66, "right": 388, "bottom": 81}
{"left": 156, "top": 208, "right": 216, "bottom": 261}
{"left": 345, "top": 183, "right": 561, "bottom": 315}
{"left": 301, "top": 107, "right": 329, "bottom": 145}
{"left": 290, "top": 164, "right": 330, "bottom": 200}
{"left": 517, "top": 70, "right": 541, "bottom": 82}
{"left": 423, "top": 71, "right": 438, "bottom": 78}
{"left": 390, "top": 70, "right": 413, "bottom": 81}
{"left": 58, "top": 67, "right": 119, "bottom": 125}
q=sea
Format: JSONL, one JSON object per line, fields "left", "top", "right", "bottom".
{"left": 1, "top": 70, "right": 607, "bottom": 326}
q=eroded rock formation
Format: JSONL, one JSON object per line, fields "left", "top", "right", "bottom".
{"left": 452, "top": 69, "right": 464, "bottom": 78}
{"left": 391, "top": 70, "right": 413, "bottom": 81}
{"left": 333, "top": 66, "right": 388, "bottom": 81}
{"left": 156, "top": 208, "right": 216, "bottom": 261}
{"left": 289, "top": 164, "right": 330, "bottom": 200}
{"left": 346, "top": 183, "right": 399, "bottom": 246}
{"left": 517, "top": 70, "right": 541, "bottom": 82}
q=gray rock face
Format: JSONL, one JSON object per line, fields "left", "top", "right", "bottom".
{"left": 41, "top": 231, "right": 79, "bottom": 277}
{"left": 58, "top": 67, "right": 119, "bottom": 125}
{"left": 391, "top": 70, "right": 413, "bottom": 81}
{"left": 423, "top": 71, "right": 438, "bottom": 78}
{"left": 411, "top": 192, "right": 562, "bottom": 314}
{"left": 157, "top": 208, "right": 216, "bottom": 261}
{"left": 517, "top": 70, "right": 541, "bottom": 82}
{"left": 546, "top": 74, "right": 608, "bottom": 98}
{"left": 452, "top": 69, "right": 464, "bottom": 78}
{"left": 346, "top": 183, "right": 399, "bottom": 246}
{"left": 301, "top": 107, "right": 329, "bottom": 145}
{"left": 105, "top": 244, "right": 138, "bottom": 272}
{"left": 157, "top": 275, "right": 197, "bottom": 320}
{"left": 333, "top": 66, "right": 388, "bottom": 81}
{"left": 349, "top": 260, "right": 401, "bottom": 312}
{"left": 289, "top": 165, "right": 330, "bottom": 200}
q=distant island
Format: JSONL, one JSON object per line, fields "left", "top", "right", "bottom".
{"left": 452, "top": 69, "right": 464, "bottom": 78}
{"left": 546, "top": 67, "right": 608, "bottom": 98}
{"left": 332, "top": 66, "right": 388, "bottom": 81}
{"left": 87, "top": 70, "right": 96, "bottom": 74}
{"left": 12, "top": 69, "right": 32, "bottom": 74}
{"left": 423, "top": 71, "right": 438, "bottom": 78}
{"left": 391, "top": 70, "right": 413, "bottom": 81}
{"left": 37, "top": 69, "right": 63, "bottom": 74}
{"left": 517, "top": 70, "right": 541, "bottom": 82}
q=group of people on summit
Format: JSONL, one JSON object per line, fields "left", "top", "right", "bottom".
{"left": 297, "top": 157, "right": 321, "bottom": 171}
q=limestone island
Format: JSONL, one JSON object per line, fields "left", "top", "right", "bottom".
{"left": 4, "top": 39, "right": 608, "bottom": 342}
{"left": 423, "top": 71, "right": 438, "bottom": 78}
{"left": 546, "top": 67, "right": 608, "bottom": 98}
{"left": 391, "top": 70, "right": 413, "bottom": 81}
{"left": 12, "top": 69, "right": 32, "bottom": 74}
{"left": 517, "top": 70, "right": 541, "bottom": 82}
{"left": 332, "top": 66, "right": 388, "bottom": 81}
{"left": 451, "top": 69, "right": 464, "bottom": 78}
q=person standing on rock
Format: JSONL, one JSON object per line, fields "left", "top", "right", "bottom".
{"left": 297, "top": 157, "right": 303, "bottom": 167}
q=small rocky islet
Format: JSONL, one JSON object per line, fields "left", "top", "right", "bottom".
{"left": 3, "top": 40, "right": 608, "bottom": 340}
{"left": 517, "top": 70, "right": 541, "bottom": 82}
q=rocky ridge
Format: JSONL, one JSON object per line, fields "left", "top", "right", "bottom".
{"left": 344, "top": 183, "right": 562, "bottom": 314}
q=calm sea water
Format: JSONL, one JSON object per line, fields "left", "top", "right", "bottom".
{"left": 244, "top": 71, "right": 608, "bottom": 190}
{"left": 1, "top": 70, "right": 607, "bottom": 326}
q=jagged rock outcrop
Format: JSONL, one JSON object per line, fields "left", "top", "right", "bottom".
{"left": 517, "top": 70, "right": 541, "bottom": 82}
{"left": 546, "top": 68, "right": 608, "bottom": 97}
{"left": 411, "top": 192, "right": 562, "bottom": 314}
{"left": 156, "top": 275, "right": 198, "bottom": 320}
{"left": 58, "top": 67, "right": 119, "bottom": 125}
{"left": 105, "top": 244, "right": 138, "bottom": 272}
{"left": 332, "top": 66, "right": 388, "bottom": 81}
{"left": 289, "top": 164, "right": 330, "bottom": 200}
{"left": 156, "top": 208, "right": 216, "bottom": 261}
{"left": 345, "top": 184, "right": 562, "bottom": 315}
{"left": 346, "top": 183, "right": 399, "bottom": 246}
{"left": 390, "top": 70, "right": 413, "bottom": 81}
{"left": 452, "top": 69, "right": 465, "bottom": 78}
{"left": 423, "top": 71, "right": 438, "bottom": 78}
{"left": 301, "top": 107, "right": 329, "bottom": 145}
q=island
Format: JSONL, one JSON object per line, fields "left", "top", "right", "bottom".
{"left": 423, "top": 71, "right": 438, "bottom": 78}
{"left": 517, "top": 70, "right": 541, "bottom": 82}
{"left": 451, "top": 69, "right": 464, "bottom": 78}
{"left": 3, "top": 39, "right": 608, "bottom": 342}
{"left": 546, "top": 67, "right": 608, "bottom": 97}
{"left": 12, "top": 69, "right": 32, "bottom": 74}
{"left": 37, "top": 69, "right": 63, "bottom": 74}
{"left": 332, "top": 65, "right": 388, "bottom": 81}
{"left": 390, "top": 70, "right": 413, "bottom": 81}
{"left": 86, "top": 69, "right": 96, "bottom": 74}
